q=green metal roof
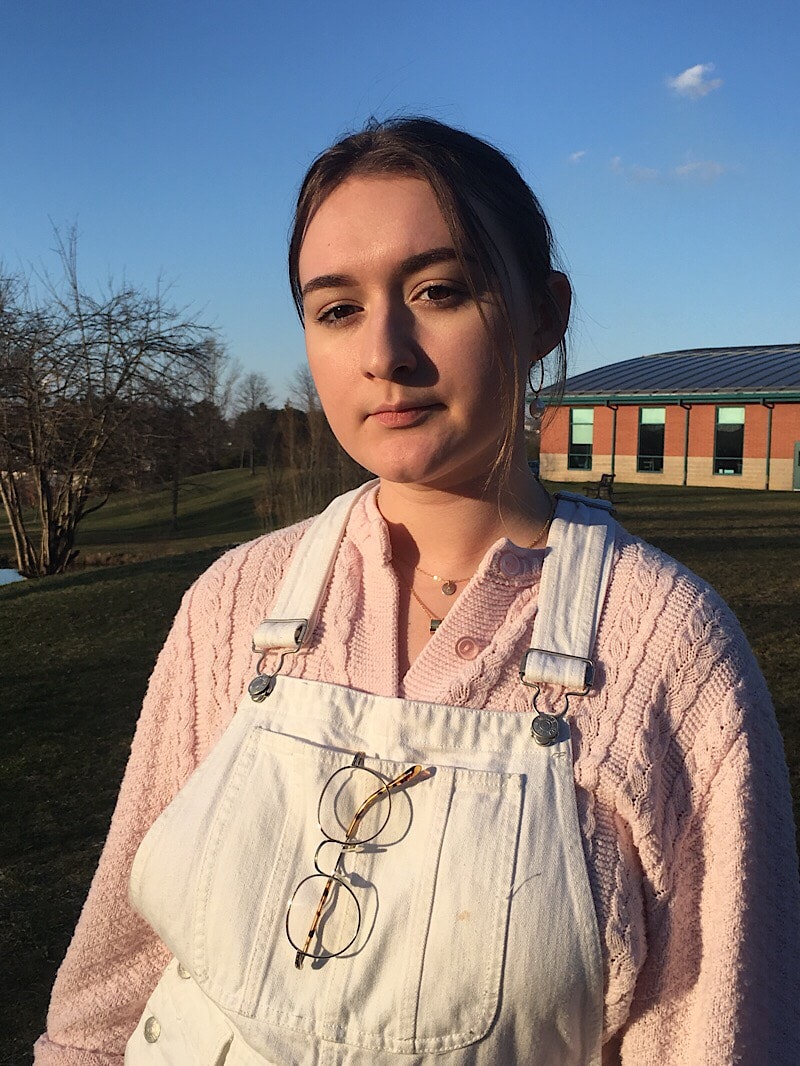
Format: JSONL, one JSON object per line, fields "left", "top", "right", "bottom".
{"left": 543, "top": 345, "right": 800, "bottom": 404}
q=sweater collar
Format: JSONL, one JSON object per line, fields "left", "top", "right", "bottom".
{"left": 351, "top": 482, "right": 544, "bottom": 589}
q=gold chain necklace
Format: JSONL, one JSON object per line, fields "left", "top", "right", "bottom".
{"left": 399, "top": 495, "right": 557, "bottom": 634}
{"left": 402, "top": 494, "right": 556, "bottom": 597}
{"left": 403, "top": 581, "right": 445, "bottom": 634}
{"left": 410, "top": 563, "right": 471, "bottom": 597}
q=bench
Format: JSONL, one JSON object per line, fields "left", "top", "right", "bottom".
{"left": 582, "top": 472, "right": 615, "bottom": 500}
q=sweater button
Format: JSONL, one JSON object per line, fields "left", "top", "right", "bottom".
{"left": 177, "top": 962, "right": 191, "bottom": 979}
{"left": 143, "top": 1016, "right": 161, "bottom": 1043}
{"left": 455, "top": 636, "right": 480, "bottom": 660}
{"left": 498, "top": 551, "right": 521, "bottom": 577}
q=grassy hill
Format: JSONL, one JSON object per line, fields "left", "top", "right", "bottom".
{"left": 0, "top": 469, "right": 265, "bottom": 568}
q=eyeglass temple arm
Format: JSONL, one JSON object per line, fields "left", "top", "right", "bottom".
{"left": 296, "top": 874, "right": 337, "bottom": 969}
{"left": 344, "top": 764, "right": 424, "bottom": 840}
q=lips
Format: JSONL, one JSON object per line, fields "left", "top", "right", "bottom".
{"left": 369, "top": 402, "right": 441, "bottom": 427}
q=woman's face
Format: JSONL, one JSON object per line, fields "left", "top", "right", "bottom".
{"left": 298, "top": 174, "right": 538, "bottom": 491}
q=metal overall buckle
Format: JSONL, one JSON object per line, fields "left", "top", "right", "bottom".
{"left": 519, "top": 650, "right": 595, "bottom": 746}
{"left": 248, "top": 619, "right": 308, "bottom": 702}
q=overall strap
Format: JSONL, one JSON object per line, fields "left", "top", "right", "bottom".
{"left": 520, "top": 493, "right": 616, "bottom": 693}
{"left": 252, "top": 480, "right": 379, "bottom": 654}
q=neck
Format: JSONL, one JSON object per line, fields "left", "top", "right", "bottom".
{"left": 377, "top": 461, "right": 552, "bottom": 576}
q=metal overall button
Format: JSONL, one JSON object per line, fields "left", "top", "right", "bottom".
{"left": 143, "top": 1016, "right": 161, "bottom": 1043}
{"left": 248, "top": 674, "right": 276, "bottom": 702}
{"left": 520, "top": 651, "right": 595, "bottom": 747}
{"left": 176, "top": 962, "right": 191, "bottom": 979}
{"left": 248, "top": 649, "right": 292, "bottom": 702}
{"left": 531, "top": 714, "right": 560, "bottom": 746}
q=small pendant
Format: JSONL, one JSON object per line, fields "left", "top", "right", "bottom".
{"left": 429, "top": 618, "right": 442, "bottom": 633}
{"left": 440, "top": 580, "right": 457, "bottom": 596}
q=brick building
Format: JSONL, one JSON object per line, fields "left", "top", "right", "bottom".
{"left": 538, "top": 345, "right": 800, "bottom": 491}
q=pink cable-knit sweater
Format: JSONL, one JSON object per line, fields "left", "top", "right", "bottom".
{"left": 35, "top": 488, "right": 800, "bottom": 1065}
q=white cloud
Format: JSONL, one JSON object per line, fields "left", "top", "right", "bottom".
{"left": 667, "top": 63, "right": 723, "bottom": 99}
{"left": 630, "top": 165, "right": 660, "bottom": 183}
{"left": 609, "top": 156, "right": 661, "bottom": 182}
{"left": 569, "top": 150, "right": 586, "bottom": 163}
{"left": 673, "top": 160, "right": 727, "bottom": 182}
{"left": 610, "top": 153, "right": 728, "bottom": 185}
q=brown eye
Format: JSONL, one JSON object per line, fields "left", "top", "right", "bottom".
{"left": 319, "top": 303, "right": 359, "bottom": 324}
{"left": 418, "top": 284, "right": 465, "bottom": 305}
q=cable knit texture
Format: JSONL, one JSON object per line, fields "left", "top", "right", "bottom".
{"left": 35, "top": 486, "right": 800, "bottom": 1064}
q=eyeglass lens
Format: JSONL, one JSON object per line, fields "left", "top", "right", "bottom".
{"left": 286, "top": 873, "right": 361, "bottom": 961}
{"left": 318, "top": 764, "right": 392, "bottom": 845}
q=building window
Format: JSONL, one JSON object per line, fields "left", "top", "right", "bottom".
{"left": 714, "top": 406, "right": 745, "bottom": 475}
{"left": 568, "top": 408, "right": 594, "bottom": 470}
{"left": 637, "top": 407, "right": 666, "bottom": 472}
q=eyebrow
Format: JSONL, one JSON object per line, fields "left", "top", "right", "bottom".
{"left": 300, "top": 247, "right": 464, "bottom": 299}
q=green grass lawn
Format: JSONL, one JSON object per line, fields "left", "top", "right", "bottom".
{"left": 0, "top": 469, "right": 266, "bottom": 568}
{"left": 1, "top": 472, "right": 798, "bottom": 1064}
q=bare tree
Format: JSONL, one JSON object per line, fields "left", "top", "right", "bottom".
{"left": 234, "top": 371, "right": 275, "bottom": 475}
{"left": 254, "top": 365, "right": 368, "bottom": 530}
{"left": 0, "top": 233, "right": 219, "bottom": 576}
{"left": 287, "top": 365, "right": 321, "bottom": 415}
{"left": 192, "top": 340, "right": 237, "bottom": 469}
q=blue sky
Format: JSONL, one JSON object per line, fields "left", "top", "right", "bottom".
{"left": 3, "top": 0, "right": 798, "bottom": 400}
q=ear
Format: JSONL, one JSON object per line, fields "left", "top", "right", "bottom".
{"left": 532, "top": 272, "right": 571, "bottom": 357}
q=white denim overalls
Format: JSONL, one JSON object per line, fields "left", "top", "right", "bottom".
{"left": 127, "top": 486, "right": 616, "bottom": 1066}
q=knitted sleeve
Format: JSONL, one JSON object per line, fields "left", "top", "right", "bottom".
{"left": 614, "top": 595, "right": 800, "bottom": 1064}
{"left": 33, "top": 526, "right": 306, "bottom": 1065}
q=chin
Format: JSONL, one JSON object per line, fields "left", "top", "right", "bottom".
{"left": 371, "top": 458, "right": 495, "bottom": 493}
{"left": 340, "top": 431, "right": 500, "bottom": 490}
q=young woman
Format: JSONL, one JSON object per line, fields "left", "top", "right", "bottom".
{"left": 36, "top": 118, "right": 800, "bottom": 1065}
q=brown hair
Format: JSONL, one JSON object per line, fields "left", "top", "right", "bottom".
{"left": 288, "top": 116, "right": 569, "bottom": 483}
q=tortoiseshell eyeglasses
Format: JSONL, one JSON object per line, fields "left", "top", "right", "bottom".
{"left": 286, "top": 752, "right": 426, "bottom": 970}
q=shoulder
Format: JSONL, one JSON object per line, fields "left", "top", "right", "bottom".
{"left": 605, "top": 523, "right": 749, "bottom": 659}
{"left": 179, "top": 516, "right": 314, "bottom": 623}
{"left": 598, "top": 522, "right": 772, "bottom": 782}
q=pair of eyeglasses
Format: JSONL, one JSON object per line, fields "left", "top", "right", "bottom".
{"left": 286, "top": 752, "right": 426, "bottom": 970}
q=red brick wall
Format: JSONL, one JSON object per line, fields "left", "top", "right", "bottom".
{"left": 615, "top": 406, "right": 638, "bottom": 457}
{"left": 539, "top": 400, "right": 799, "bottom": 488}
{"left": 593, "top": 405, "right": 613, "bottom": 455}
{"left": 744, "top": 404, "right": 768, "bottom": 459}
{"left": 665, "top": 406, "right": 686, "bottom": 456}
{"left": 771, "top": 404, "right": 799, "bottom": 459}
{"left": 686, "top": 404, "right": 714, "bottom": 457}
{"left": 540, "top": 406, "right": 570, "bottom": 454}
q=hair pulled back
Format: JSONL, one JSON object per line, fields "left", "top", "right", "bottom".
{"left": 288, "top": 116, "right": 569, "bottom": 482}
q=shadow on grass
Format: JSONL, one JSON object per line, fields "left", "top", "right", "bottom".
{"left": 0, "top": 547, "right": 224, "bottom": 1065}
{"left": 2, "top": 482, "right": 798, "bottom": 1065}
{"left": 1, "top": 548, "right": 224, "bottom": 601}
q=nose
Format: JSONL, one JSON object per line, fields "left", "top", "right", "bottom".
{"left": 360, "top": 302, "right": 417, "bottom": 380}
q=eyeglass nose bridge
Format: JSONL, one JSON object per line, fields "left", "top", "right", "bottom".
{"left": 313, "top": 838, "right": 354, "bottom": 877}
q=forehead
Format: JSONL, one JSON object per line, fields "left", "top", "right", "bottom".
{"left": 298, "top": 175, "right": 453, "bottom": 279}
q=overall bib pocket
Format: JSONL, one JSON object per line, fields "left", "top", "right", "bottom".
{"left": 151, "top": 724, "right": 524, "bottom": 1054}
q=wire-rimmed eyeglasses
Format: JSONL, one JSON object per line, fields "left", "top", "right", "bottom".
{"left": 286, "top": 752, "right": 426, "bottom": 970}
